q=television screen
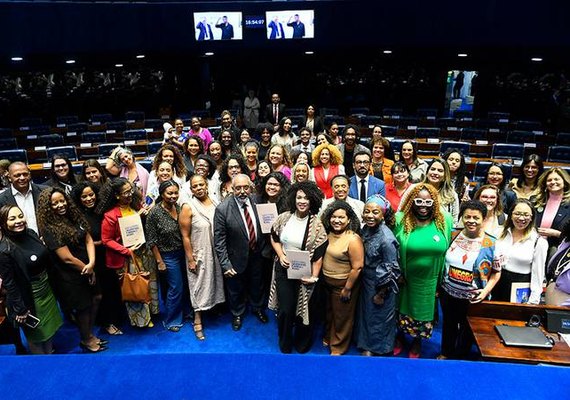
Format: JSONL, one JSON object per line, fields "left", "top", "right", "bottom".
{"left": 193, "top": 12, "right": 243, "bottom": 41}
{"left": 444, "top": 70, "right": 479, "bottom": 117}
{"left": 265, "top": 10, "right": 314, "bottom": 40}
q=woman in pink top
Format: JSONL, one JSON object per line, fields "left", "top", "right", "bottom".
{"left": 532, "top": 167, "right": 570, "bottom": 250}
{"left": 189, "top": 117, "right": 213, "bottom": 150}
{"left": 266, "top": 144, "right": 292, "bottom": 181}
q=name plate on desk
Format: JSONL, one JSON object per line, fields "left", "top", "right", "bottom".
{"left": 427, "top": 116, "right": 436, "bottom": 120}
{"left": 145, "top": 128, "right": 154, "bottom": 133}
{"left": 67, "top": 132, "right": 77, "bottom": 137}
{"left": 476, "top": 140, "right": 488, "bottom": 145}
{"left": 34, "top": 146, "right": 46, "bottom": 151}
{"left": 20, "top": 126, "right": 30, "bottom": 131}
{"left": 126, "top": 119, "right": 136, "bottom": 124}
{"left": 533, "top": 130, "right": 544, "bottom": 135}
{"left": 489, "top": 128, "right": 500, "bottom": 133}
{"left": 499, "top": 118, "right": 509, "bottom": 123}
{"left": 447, "top": 127, "right": 458, "bottom": 131}
{"left": 80, "top": 143, "right": 92, "bottom": 148}
{"left": 524, "top": 143, "right": 536, "bottom": 148}
{"left": 42, "top": 162, "right": 51, "bottom": 169}
{"left": 27, "top": 135, "right": 38, "bottom": 140}
{"left": 427, "top": 138, "right": 440, "bottom": 144}
{"left": 368, "top": 125, "right": 375, "bottom": 129}
{"left": 124, "top": 140, "right": 136, "bottom": 145}
{"left": 106, "top": 130, "right": 116, "bottom": 134}
{"left": 56, "top": 123, "right": 66, "bottom": 128}
{"left": 92, "top": 121, "right": 101, "bottom": 126}
{"left": 407, "top": 126, "right": 417, "bottom": 130}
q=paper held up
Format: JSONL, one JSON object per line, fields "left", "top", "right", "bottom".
{"left": 286, "top": 249, "right": 311, "bottom": 280}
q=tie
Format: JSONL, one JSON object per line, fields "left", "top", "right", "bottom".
{"left": 360, "top": 179, "right": 367, "bottom": 203}
{"left": 273, "top": 104, "right": 278, "bottom": 123}
{"left": 242, "top": 203, "right": 256, "bottom": 250}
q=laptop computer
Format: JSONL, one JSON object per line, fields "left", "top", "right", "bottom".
{"left": 495, "top": 325, "right": 554, "bottom": 349}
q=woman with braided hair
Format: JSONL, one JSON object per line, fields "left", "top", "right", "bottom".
{"left": 393, "top": 183, "right": 453, "bottom": 358}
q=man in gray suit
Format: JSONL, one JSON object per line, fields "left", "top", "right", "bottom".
{"left": 0, "top": 161, "right": 46, "bottom": 234}
{"left": 214, "top": 174, "right": 268, "bottom": 331}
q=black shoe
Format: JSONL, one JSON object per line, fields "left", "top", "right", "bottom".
{"left": 232, "top": 316, "right": 243, "bottom": 331}
{"left": 253, "top": 310, "right": 269, "bottom": 324}
{"left": 80, "top": 342, "right": 108, "bottom": 353}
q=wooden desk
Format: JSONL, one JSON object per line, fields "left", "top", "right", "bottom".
{"left": 467, "top": 301, "right": 570, "bottom": 365}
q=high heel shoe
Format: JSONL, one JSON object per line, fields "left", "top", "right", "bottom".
{"left": 193, "top": 323, "right": 205, "bottom": 340}
{"left": 80, "top": 342, "right": 108, "bottom": 353}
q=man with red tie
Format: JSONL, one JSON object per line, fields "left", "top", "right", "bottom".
{"left": 264, "top": 93, "right": 286, "bottom": 128}
{"left": 214, "top": 174, "right": 268, "bottom": 331}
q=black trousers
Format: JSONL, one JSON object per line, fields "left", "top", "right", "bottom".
{"left": 275, "top": 264, "right": 315, "bottom": 354}
{"left": 224, "top": 251, "right": 264, "bottom": 317}
{"left": 440, "top": 290, "right": 474, "bottom": 359}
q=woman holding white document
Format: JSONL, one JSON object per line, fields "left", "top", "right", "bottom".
{"left": 270, "top": 181, "right": 328, "bottom": 354}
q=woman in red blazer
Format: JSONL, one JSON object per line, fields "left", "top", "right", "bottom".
{"left": 310, "top": 143, "right": 345, "bottom": 199}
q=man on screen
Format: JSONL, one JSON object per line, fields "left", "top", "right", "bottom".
{"left": 196, "top": 17, "right": 213, "bottom": 41}
{"left": 215, "top": 16, "right": 234, "bottom": 40}
{"left": 268, "top": 16, "right": 285, "bottom": 40}
{"left": 287, "top": 14, "right": 305, "bottom": 38}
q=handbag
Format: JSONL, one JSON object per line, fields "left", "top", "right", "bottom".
{"left": 120, "top": 253, "right": 151, "bottom": 303}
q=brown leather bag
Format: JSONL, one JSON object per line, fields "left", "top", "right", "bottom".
{"left": 120, "top": 254, "right": 151, "bottom": 303}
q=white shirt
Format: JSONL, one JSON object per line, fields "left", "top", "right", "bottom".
{"left": 234, "top": 197, "right": 258, "bottom": 238}
{"left": 12, "top": 185, "right": 38, "bottom": 234}
{"left": 495, "top": 229, "right": 548, "bottom": 304}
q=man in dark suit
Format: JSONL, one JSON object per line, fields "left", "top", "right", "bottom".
{"left": 337, "top": 124, "right": 370, "bottom": 177}
{"left": 196, "top": 17, "right": 213, "bottom": 41}
{"left": 348, "top": 152, "right": 386, "bottom": 202}
{"left": 287, "top": 14, "right": 305, "bottom": 38}
{"left": 0, "top": 161, "right": 46, "bottom": 234}
{"left": 264, "top": 93, "right": 286, "bottom": 127}
{"left": 268, "top": 16, "right": 285, "bottom": 39}
{"left": 220, "top": 110, "right": 240, "bottom": 142}
{"left": 215, "top": 16, "right": 234, "bottom": 40}
{"left": 214, "top": 174, "right": 268, "bottom": 331}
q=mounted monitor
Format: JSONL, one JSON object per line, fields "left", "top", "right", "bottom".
{"left": 444, "top": 70, "right": 479, "bottom": 117}
{"left": 193, "top": 12, "right": 243, "bottom": 41}
{"left": 265, "top": 10, "right": 314, "bottom": 40}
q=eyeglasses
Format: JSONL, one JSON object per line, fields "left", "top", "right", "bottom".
{"left": 488, "top": 172, "right": 503, "bottom": 176}
{"left": 354, "top": 160, "right": 370, "bottom": 165}
{"left": 54, "top": 164, "right": 67, "bottom": 169}
{"left": 120, "top": 189, "right": 134, "bottom": 196}
{"left": 413, "top": 198, "right": 434, "bottom": 207}
{"left": 513, "top": 212, "right": 532, "bottom": 219}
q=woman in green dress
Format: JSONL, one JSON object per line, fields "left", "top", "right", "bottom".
{"left": 394, "top": 183, "right": 453, "bottom": 358}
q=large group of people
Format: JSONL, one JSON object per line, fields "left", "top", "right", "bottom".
{"left": 0, "top": 106, "right": 569, "bottom": 360}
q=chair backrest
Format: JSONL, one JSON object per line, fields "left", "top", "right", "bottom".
{"left": 416, "top": 127, "right": 441, "bottom": 139}
{"left": 189, "top": 110, "right": 209, "bottom": 119}
{"left": 417, "top": 108, "right": 438, "bottom": 118}
{"left": 514, "top": 120, "right": 542, "bottom": 132}
{"left": 56, "top": 115, "right": 79, "bottom": 126}
{"left": 460, "top": 128, "right": 487, "bottom": 141}
{"left": 488, "top": 111, "right": 510, "bottom": 121}
{"left": 41, "top": 134, "right": 64, "bottom": 147}
{"left": 0, "top": 149, "right": 27, "bottom": 163}
{"left": 98, "top": 143, "right": 122, "bottom": 158}
{"left": 106, "top": 121, "right": 127, "bottom": 132}
{"left": 350, "top": 107, "right": 370, "bottom": 116}
{"left": 125, "top": 111, "right": 145, "bottom": 121}
{"left": 507, "top": 130, "right": 535, "bottom": 144}
{"left": 472, "top": 161, "right": 493, "bottom": 183}
{"left": 20, "top": 117, "right": 43, "bottom": 127}
{"left": 382, "top": 108, "right": 403, "bottom": 118}
{"left": 556, "top": 132, "right": 570, "bottom": 146}
{"left": 389, "top": 139, "right": 409, "bottom": 154}
{"left": 440, "top": 141, "right": 470, "bottom": 156}
{"left": 324, "top": 116, "right": 345, "bottom": 126}
{"left": 138, "top": 159, "right": 153, "bottom": 173}
{"left": 91, "top": 113, "right": 113, "bottom": 124}
{"left": 67, "top": 122, "right": 89, "bottom": 134}
{"left": 123, "top": 129, "right": 147, "bottom": 141}
{"left": 361, "top": 116, "right": 382, "bottom": 126}
{"left": 547, "top": 146, "right": 570, "bottom": 163}
{"left": 380, "top": 125, "right": 398, "bottom": 137}
{"left": 491, "top": 143, "right": 524, "bottom": 160}
{"left": 436, "top": 117, "right": 457, "bottom": 128}
{"left": 81, "top": 132, "right": 107, "bottom": 144}
{"left": 46, "top": 146, "right": 78, "bottom": 161}
{"left": 0, "top": 138, "right": 17, "bottom": 151}
{"left": 145, "top": 119, "right": 166, "bottom": 130}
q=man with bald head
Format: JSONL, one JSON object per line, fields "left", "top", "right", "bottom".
{"left": 0, "top": 162, "right": 47, "bottom": 234}
{"left": 214, "top": 174, "right": 268, "bottom": 331}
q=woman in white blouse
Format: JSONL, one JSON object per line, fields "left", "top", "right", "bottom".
{"left": 492, "top": 199, "right": 548, "bottom": 304}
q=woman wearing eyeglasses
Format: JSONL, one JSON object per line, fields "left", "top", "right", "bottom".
{"left": 492, "top": 199, "right": 548, "bottom": 304}
{"left": 393, "top": 183, "right": 453, "bottom": 358}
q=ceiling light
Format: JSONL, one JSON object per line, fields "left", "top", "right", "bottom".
{"left": 383, "top": 50, "right": 392, "bottom": 54}
{"left": 304, "top": 51, "right": 314, "bottom": 55}
{"left": 115, "top": 64, "right": 124, "bottom": 67}
{"left": 458, "top": 53, "right": 468, "bottom": 57}
{"left": 531, "top": 57, "right": 543, "bottom": 62}
{"left": 136, "top": 55, "right": 145, "bottom": 59}
{"left": 65, "top": 59, "right": 76, "bottom": 64}
{"left": 11, "top": 57, "right": 23, "bottom": 61}
{"left": 204, "top": 52, "right": 214, "bottom": 56}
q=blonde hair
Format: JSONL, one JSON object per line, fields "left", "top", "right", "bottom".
{"left": 312, "top": 142, "right": 343, "bottom": 166}
{"left": 533, "top": 167, "right": 570, "bottom": 208}
{"left": 424, "top": 159, "right": 456, "bottom": 207}
{"left": 399, "top": 183, "right": 446, "bottom": 234}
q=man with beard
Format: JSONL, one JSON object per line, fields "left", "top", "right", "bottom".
{"left": 220, "top": 110, "right": 240, "bottom": 142}
{"left": 349, "top": 152, "right": 386, "bottom": 203}
{"left": 214, "top": 174, "right": 268, "bottom": 331}
{"left": 320, "top": 175, "right": 364, "bottom": 224}
{"left": 337, "top": 125, "right": 370, "bottom": 177}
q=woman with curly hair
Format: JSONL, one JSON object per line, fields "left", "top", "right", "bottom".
{"left": 44, "top": 154, "right": 80, "bottom": 195}
{"left": 37, "top": 187, "right": 105, "bottom": 352}
{"left": 71, "top": 182, "right": 123, "bottom": 336}
{"left": 394, "top": 183, "right": 453, "bottom": 358}
{"left": 81, "top": 158, "right": 108, "bottom": 187}
{"left": 257, "top": 123, "right": 273, "bottom": 161}
{"left": 369, "top": 137, "right": 394, "bottom": 184}
{"left": 183, "top": 136, "right": 205, "bottom": 177}
{"left": 271, "top": 117, "right": 297, "bottom": 153}
{"left": 97, "top": 178, "right": 158, "bottom": 328}
{"left": 321, "top": 200, "right": 364, "bottom": 355}
{"left": 509, "top": 154, "right": 544, "bottom": 200}
{"left": 105, "top": 147, "right": 150, "bottom": 197}
{"left": 149, "top": 144, "right": 187, "bottom": 189}
{"left": 532, "top": 167, "right": 570, "bottom": 250}
{"left": 269, "top": 181, "right": 327, "bottom": 353}
{"left": 442, "top": 148, "right": 470, "bottom": 201}
{"left": 311, "top": 142, "right": 344, "bottom": 199}
{"left": 0, "top": 205, "right": 63, "bottom": 354}
{"left": 266, "top": 144, "right": 292, "bottom": 181}
{"left": 219, "top": 129, "right": 238, "bottom": 160}
{"left": 218, "top": 154, "right": 248, "bottom": 201}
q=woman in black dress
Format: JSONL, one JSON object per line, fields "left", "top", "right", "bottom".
{"left": 37, "top": 187, "right": 106, "bottom": 352}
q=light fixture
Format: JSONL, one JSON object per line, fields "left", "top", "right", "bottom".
{"left": 383, "top": 50, "right": 392, "bottom": 54}
{"left": 531, "top": 57, "right": 543, "bottom": 62}
{"left": 115, "top": 64, "right": 124, "bottom": 67}
{"left": 304, "top": 51, "right": 314, "bottom": 55}
{"left": 204, "top": 52, "right": 214, "bottom": 56}
{"left": 136, "top": 54, "right": 145, "bottom": 59}
{"left": 457, "top": 53, "right": 468, "bottom": 57}
{"left": 11, "top": 57, "right": 23, "bottom": 61}
{"left": 65, "top": 59, "right": 76, "bottom": 64}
